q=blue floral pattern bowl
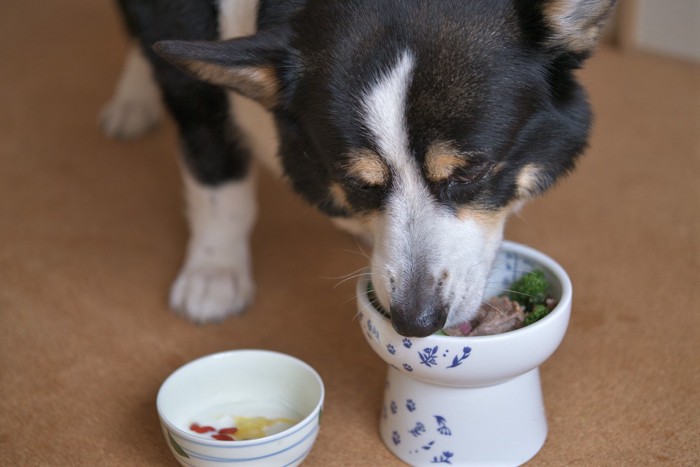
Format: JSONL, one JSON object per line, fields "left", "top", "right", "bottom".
{"left": 357, "top": 241, "right": 572, "bottom": 466}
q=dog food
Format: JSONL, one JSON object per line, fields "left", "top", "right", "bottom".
{"left": 367, "top": 269, "right": 557, "bottom": 337}
{"left": 444, "top": 269, "right": 557, "bottom": 336}
{"left": 444, "top": 295, "right": 526, "bottom": 336}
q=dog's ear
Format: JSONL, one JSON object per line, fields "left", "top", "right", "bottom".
{"left": 153, "top": 34, "right": 289, "bottom": 109}
{"left": 517, "top": 0, "right": 617, "bottom": 54}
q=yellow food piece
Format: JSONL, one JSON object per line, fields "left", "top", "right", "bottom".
{"left": 233, "top": 416, "right": 298, "bottom": 440}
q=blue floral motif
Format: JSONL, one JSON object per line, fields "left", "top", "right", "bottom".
{"left": 431, "top": 451, "right": 454, "bottom": 464}
{"left": 422, "top": 441, "right": 435, "bottom": 450}
{"left": 435, "top": 416, "right": 452, "bottom": 436}
{"left": 403, "top": 363, "right": 413, "bottom": 372}
{"left": 390, "top": 401, "right": 397, "bottom": 414}
{"left": 409, "top": 422, "right": 426, "bottom": 437}
{"left": 418, "top": 346, "right": 439, "bottom": 367}
{"left": 392, "top": 431, "right": 401, "bottom": 446}
{"left": 406, "top": 399, "right": 416, "bottom": 412}
{"left": 387, "top": 344, "right": 396, "bottom": 355}
{"left": 402, "top": 338, "right": 413, "bottom": 349}
{"left": 446, "top": 346, "right": 472, "bottom": 368}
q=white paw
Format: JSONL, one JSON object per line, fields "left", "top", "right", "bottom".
{"left": 170, "top": 265, "right": 255, "bottom": 324}
{"left": 100, "top": 97, "right": 161, "bottom": 140}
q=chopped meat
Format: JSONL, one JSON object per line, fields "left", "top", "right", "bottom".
{"left": 444, "top": 296, "right": 525, "bottom": 337}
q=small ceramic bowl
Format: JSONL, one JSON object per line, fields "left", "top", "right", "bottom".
{"left": 157, "top": 350, "right": 324, "bottom": 467}
{"left": 357, "top": 241, "right": 572, "bottom": 466}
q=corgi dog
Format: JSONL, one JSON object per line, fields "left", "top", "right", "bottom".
{"left": 103, "top": 0, "right": 615, "bottom": 336}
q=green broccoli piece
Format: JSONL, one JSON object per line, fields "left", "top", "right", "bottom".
{"left": 508, "top": 269, "right": 548, "bottom": 312}
{"left": 524, "top": 303, "right": 550, "bottom": 326}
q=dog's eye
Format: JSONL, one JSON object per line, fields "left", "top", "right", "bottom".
{"left": 350, "top": 180, "right": 374, "bottom": 190}
{"left": 343, "top": 179, "right": 386, "bottom": 211}
{"left": 440, "top": 161, "right": 497, "bottom": 205}
{"left": 348, "top": 178, "right": 383, "bottom": 192}
{"left": 447, "top": 161, "right": 495, "bottom": 187}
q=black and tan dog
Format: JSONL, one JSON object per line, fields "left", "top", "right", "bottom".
{"left": 102, "top": 0, "right": 615, "bottom": 336}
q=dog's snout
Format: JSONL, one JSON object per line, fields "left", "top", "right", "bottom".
{"left": 390, "top": 302, "right": 447, "bottom": 337}
{"left": 377, "top": 270, "right": 449, "bottom": 337}
{"left": 389, "top": 279, "right": 448, "bottom": 337}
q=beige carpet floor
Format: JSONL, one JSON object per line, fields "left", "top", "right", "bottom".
{"left": 1, "top": 1, "right": 698, "bottom": 465}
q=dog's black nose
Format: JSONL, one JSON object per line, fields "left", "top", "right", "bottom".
{"left": 390, "top": 303, "right": 448, "bottom": 337}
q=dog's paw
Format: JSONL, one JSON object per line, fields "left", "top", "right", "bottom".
{"left": 100, "top": 97, "right": 162, "bottom": 140}
{"left": 169, "top": 266, "right": 255, "bottom": 324}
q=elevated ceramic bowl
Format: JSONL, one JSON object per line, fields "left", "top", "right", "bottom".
{"left": 357, "top": 241, "right": 572, "bottom": 466}
{"left": 157, "top": 350, "right": 324, "bottom": 467}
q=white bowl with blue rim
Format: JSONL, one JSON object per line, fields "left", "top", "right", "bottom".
{"left": 357, "top": 240, "right": 572, "bottom": 466}
{"left": 157, "top": 350, "right": 324, "bottom": 467}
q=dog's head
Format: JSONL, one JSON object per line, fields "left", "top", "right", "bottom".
{"left": 156, "top": 0, "right": 615, "bottom": 336}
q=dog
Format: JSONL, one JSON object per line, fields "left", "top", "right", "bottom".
{"left": 102, "top": 0, "right": 615, "bottom": 336}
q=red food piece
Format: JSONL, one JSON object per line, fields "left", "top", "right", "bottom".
{"left": 218, "top": 427, "right": 238, "bottom": 435}
{"left": 189, "top": 423, "right": 216, "bottom": 434}
{"left": 212, "top": 434, "right": 235, "bottom": 441}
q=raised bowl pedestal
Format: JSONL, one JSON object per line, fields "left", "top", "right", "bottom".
{"left": 357, "top": 241, "right": 572, "bottom": 466}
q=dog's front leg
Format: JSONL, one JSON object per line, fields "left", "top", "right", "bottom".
{"left": 145, "top": 43, "right": 257, "bottom": 324}
{"left": 170, "top": 168, "right": 256, "bottom": 323}
{"left": 106, "top": 0, "right": 261, "bottom": 323}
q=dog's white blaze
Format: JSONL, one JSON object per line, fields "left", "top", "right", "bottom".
{"left": 361, "top": 50, "right": 506, "bottom": 327}
{"left": 362, "top": 51, "right": 415, "bottom": 170}
{"left": 361, "top": 50, "right": 429, "bottom": 234}
{"left": 361, "top": 51, "right": 423, "bottom": 305}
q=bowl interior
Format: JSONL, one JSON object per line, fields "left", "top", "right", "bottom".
{"left": 362, "top": 240, "right": 571, "bottom": 338}
{"left": 483, "top": 245, "right": 564, "bottom": 306}
{"left": 157, "top": 350, "right": 324, "bottom": 442}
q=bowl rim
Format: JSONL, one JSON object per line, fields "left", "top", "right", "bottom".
{"left": 356, "top": 240, "right": 573, "bottom": 342}
{"left": 156, "top": 349, "right": 325, "bottom": 448}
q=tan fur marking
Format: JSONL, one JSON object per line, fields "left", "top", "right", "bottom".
{"left": 516, "top": 163, "right": 544, "bottom": 199}
{"left": 543, "top": 0, "right": 614, "bottom": 52}
{"left": 238, "top": 66, "right": 280, "bottom": 107}
{"left": 189, "top": 62, "right": 280, "bottom": 108}
{"left": 329, "top": 183, "right": 352, "bottom": 211}
{"left": 457, "top": 206, "right": 510, "bottom": 227}
{"left": 345, "top": 149, "right": 389, "bottom": 186}
{"left": 425, "top": 141, "right": 470, "bottom": 182}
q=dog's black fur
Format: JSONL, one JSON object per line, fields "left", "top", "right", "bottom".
{"left": 110, "top": 0, "right": 615, "bottom": 335}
